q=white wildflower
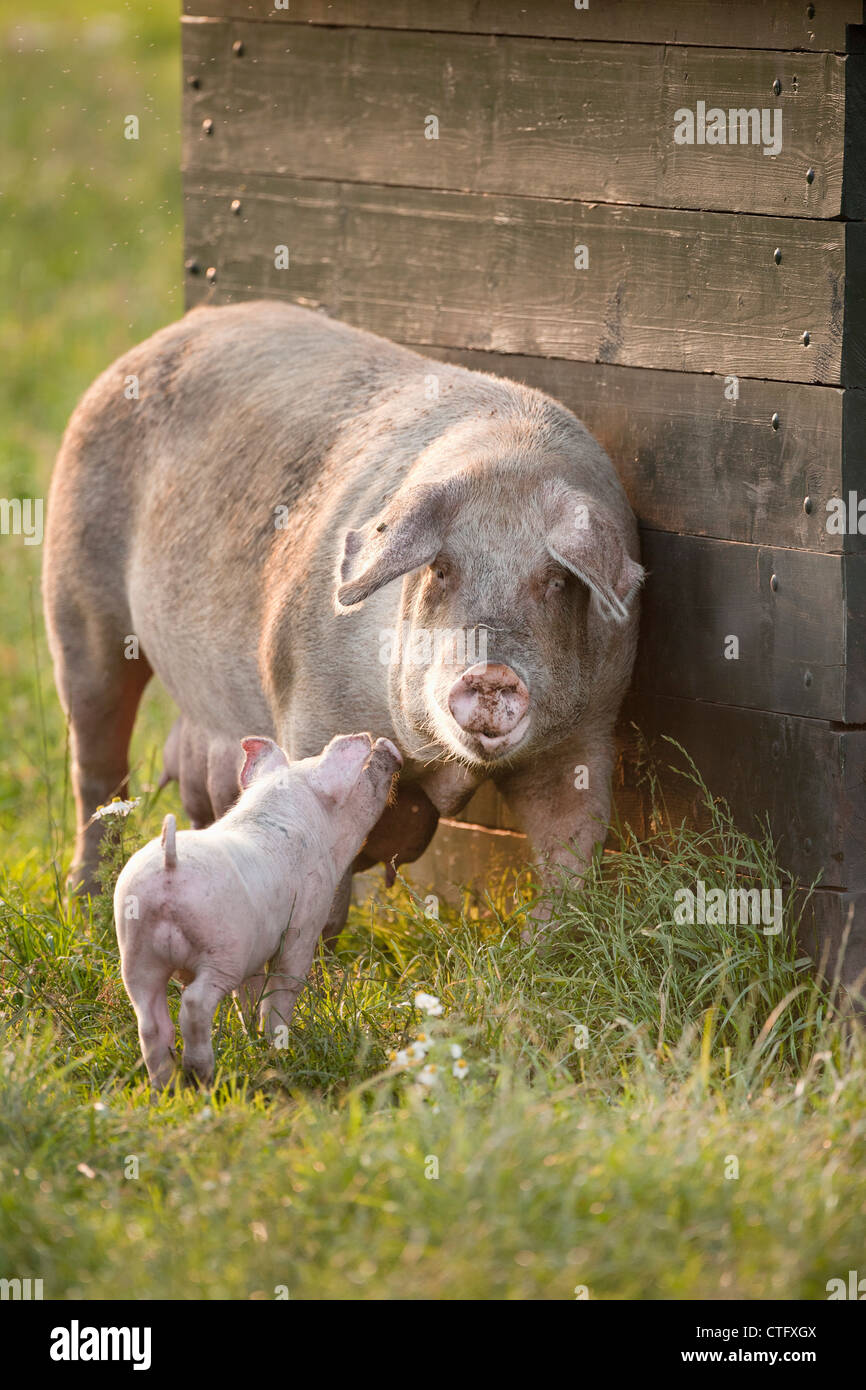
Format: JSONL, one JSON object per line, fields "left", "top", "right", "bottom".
{"left": 89, "top": 797, "right": 141, "bottom": 823}
{"left": 414, "top": 991, "right": 444, "bottom": 1017}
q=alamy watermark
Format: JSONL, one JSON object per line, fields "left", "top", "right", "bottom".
{"left": 49, "top": 1321, "right": 151, "bottom": 1370}
{"left": 673, "top": 102, "right": 782, "bottom": 157}
{"left": 674, "top": 879, "right": 782, "bottom": 935}
{"left": 827, "top": 1270, "right": 866, "bottom": 1299}
{"left": 378, "top": 623, "right": 488, "bottom": 668}
{"left": 826, "top": 493, "right": 866, "bottom": 534}
{"left": 0, "top": 497, "right": 43, "bottom": 545}
{"left": 0, "top": 1276, "right": 43, "bottom": 1299}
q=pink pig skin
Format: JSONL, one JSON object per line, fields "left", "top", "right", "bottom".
{"left": 114, "top": 732, "right": 400, "bottom": 1088}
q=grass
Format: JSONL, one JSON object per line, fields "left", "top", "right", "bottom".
{"left": 3, "top": 759, "right": 865, "bottom": 1300}
{"left": 1, "top": 0, "right": 865, "bottom": 1303}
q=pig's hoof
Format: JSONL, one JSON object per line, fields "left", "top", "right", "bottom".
{"left": 182, "top": 1066, "right": 214, "bottom": 1090}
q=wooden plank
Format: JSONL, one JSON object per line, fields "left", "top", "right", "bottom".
{"left": 799, "top": 888, "right": 866, "bottom": 1002}
{"left": 181, "top": 2, "right": 865, "bottom": 54}
{"left": 181, "top": 21, "right": 846, "bottom": 218}
{"left": 616, "top": 695, "right": 866, "bottom": 890}
{"left": 634, "top": 534, "right": 866, "bottom": 720}
{"left": 422, "top": 348, "right": 862, "bottom": 554}
{"left": 182, "top": 172, "right": 849, "bottom": 384}
{"left": 448, "top": 781, "right": 514, "bottom": 833}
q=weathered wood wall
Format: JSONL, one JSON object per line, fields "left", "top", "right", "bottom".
{"left": 181, "top": 0, "right": 866, "bottom": 988}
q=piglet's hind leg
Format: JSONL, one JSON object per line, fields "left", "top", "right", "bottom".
{"left": 179, "top": 973, "right": 226, "bottom": 1086}
{"left": 124, "top": 971, "right": 176, "bottom": 1089}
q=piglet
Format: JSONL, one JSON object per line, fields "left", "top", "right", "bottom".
{"left": 114, "top": 732, "right": 401, "bottom": 1088}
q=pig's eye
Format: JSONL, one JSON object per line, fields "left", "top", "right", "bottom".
{"left": 430, "top": 563, "right": 448, "bottom": 585}
{"left": 545, "top": 573, "right": 567, "bottom": 600}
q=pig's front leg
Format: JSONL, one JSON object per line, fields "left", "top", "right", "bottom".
{"left": 240, "top": 960, "right": 304, "bottom": 1042}
{"left": 255, "top": 897, "right": 335, "bottom": 1039}
{"left": 494, "top": 730, "right": 616, "bottom": 897}
{"left": 320, "top": 868, "right": 354, "bottom": 948}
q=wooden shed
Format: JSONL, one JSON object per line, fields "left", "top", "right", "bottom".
{"left": 180, "top": 0, "right": 866, "bottom": 988}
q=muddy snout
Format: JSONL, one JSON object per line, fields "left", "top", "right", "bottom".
{"left": 447, "top": 662, "right": 530, "bottom": 745}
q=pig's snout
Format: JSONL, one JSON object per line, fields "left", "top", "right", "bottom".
{"left": 447, "top": 663, "right": 530, "bottom": 743}
{"left": 371, "top": 737, "right": 403, "bottom": 772}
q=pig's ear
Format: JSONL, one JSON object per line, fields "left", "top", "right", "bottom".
{"left": 309, "top": 734, "right": 373, "bottom": 805}
{"left": 546, "top": 489, "right": 644, "bottom": 623}
{"left": 334, "top": 483, "right": 457, "bottom": 612}
{"left": 240, "top": 736, "right": 289, "bottom": 788}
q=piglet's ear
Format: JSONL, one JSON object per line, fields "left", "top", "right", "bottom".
{"left": 546, "top": 488, "right": 644, "bottom": 623}
{"left": 334, "top": 482, "right": 459, "bottom": 612}
{"left": 240, "top": 736, "right": 289, "bottom": 789}
{"left": 309, "top": 733, "right": 374, "bottom": 805}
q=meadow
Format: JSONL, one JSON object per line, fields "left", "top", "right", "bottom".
{"left": 1, "top": 1, "right": 865, "bottom": 1302}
